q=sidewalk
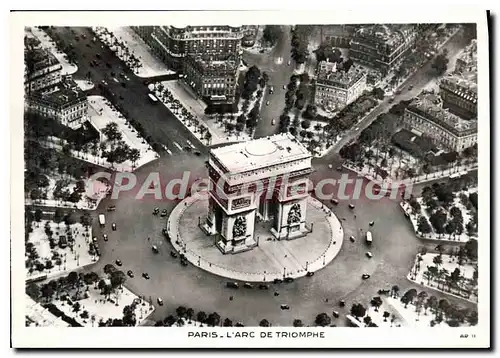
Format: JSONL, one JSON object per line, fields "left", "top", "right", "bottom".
{"left": 166, "top": 193, "right": 345, "bottom": 282}
{"left": 27, "top": 27, "right": 78, "bottom": 76}
{"left": 343, "top": 161, "right": 478, "bottom": 187}
{"left": 155, "top": 81, "right": 252, "bottom": 146}
{"left": 93, "top": 27, "right": 175, "bottom": 78}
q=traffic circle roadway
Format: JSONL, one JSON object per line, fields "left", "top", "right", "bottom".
{"left": 87, "top": 152, "right": 476, "bottom": 327}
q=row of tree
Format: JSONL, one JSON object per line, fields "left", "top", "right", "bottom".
{"left": 155, "top": 306, "right": 241, "bottom": 327}
{"left": 290, "top": 26, "right": 313, "bottom": 64}
{"left": 400, "top": 288, "right": 478, "bottom": 327}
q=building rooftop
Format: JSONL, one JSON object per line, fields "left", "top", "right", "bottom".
{"left": 316, "top": 61, "right": 366, "bottom": 89}
{"left": 191, "top": 55, "right": 238, "bottom": 74}
{"left": 210, "top": 133, "right": 311, "bottom": 174}
{"left": 440, "top": 73, "right": 478, "bottom": 101}
{"left": 25, "top": 47, "right": 60, "bottom": 72}
{"left": 355, "top": 24, "right": 415, "bottom": 48}
{"left": 456, "top": 39, "right": 477, "bottom": 68}
{"left": 32, "top": 78, "right": 87, "bottom": 106}
{"left": 25, "top": 295, "right": 70, "bottom": 327}
{"left": 408, "top": 96, "right": 477, "bottom": 134}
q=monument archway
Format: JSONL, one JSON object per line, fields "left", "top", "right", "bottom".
{"left": 201, "top": 134, "right": 313, "bottom": 254}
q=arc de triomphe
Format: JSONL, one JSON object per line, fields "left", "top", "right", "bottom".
{"left": 201, "top": 133, "right": 313, "bottom": 254}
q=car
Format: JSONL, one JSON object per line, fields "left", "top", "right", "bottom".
{"left": 271, "top": 118, "right": 276, "bottom": 125}
{"left": 332, "top": 311, "right": 340, "bottom": 318}
{"left": 244, "top": 283, "right": 253, "bottom": 289}
{"left": 408, "top": 85, "right": 414, "bottom": 90}
{"left": 353, "top": 126, "right": 359, "bottom": 131}
{"left": 226, "top": 282, "right": 239, "bottom": 289}
{"left": 258, "top": 284, "right": 269, "bottom": 290}
{"left": 287, "top": 60, "right": 291, "bottom": 66}
{"left": 339, "top": 300, "right": 346, "bottom": 307}
{"left": 180, "top": 260, "right": 188, "bottom": 267}
{"left": 127, "top": 270, "right": 134, "bottom": 278}
{"left": 369, "top": 221, "right": 375, "bottom": 226}
{"left": 269, "top": 87, "right": 274, "bottom": 94}
{"left": 306, "top": 271, "right": 314, "bottom": 277}
{"left": 161, "top": 209, "right": 168, "bottom": 217}
{"left": 142, "top": 272, "right": 150, "bottom": 280}
{"left": 273, "top": 278, "right": 283, "bottom": 284}
{"left": 92, "top": 237, "right": 98, "bottom": 243}
{"left": 336, "top": 166, "right": 343, "bottom": 171}
{"left": 115, "top": 259, "right": 122, "bottom": 266}
{"left": 96, "top": 53, "right": 101, "bottom": 59}
{"left": 112, "top": 223, "right": 117, "bottom": 231}
{"left": 152, "top": 245, "right": 159, "bottom": 253}
{"left": 361, "top": 274, "right": 371, "bottom": 280}
{"left": 119, "top": 95, "right": 124, "bottom": 100}
{"left": 101, "top": 80, "right": 107, "bottom": 86}
{"left": 107, "top": 205, "right": 116, "bottom": 211}
{"left": 378, "top": 289, "right": 391, "bottom": 295}
{"left": 284, "top": 277, "right": 294, "bottom": 283}
{"left": 274, "top": 291, "right": 280, "bottom": 297}
{"left": 153, "top": 207, "right": 159, "bottom": 215}
{"left": 348, "top": 204, "right": 355, "bottom": 210}
{"left": 103, "top": 234, "right": 108, "bottom": 242}
{"left": 388, "top": 96, "right": 395, "bottom": 103}
{"left": 194, "top": 151, "right": 201, "bottom": 156}
{"left": 366, "top": 252, "right": 373, "bottom": 258}
{"left": 280, "top": 304, "right": 290, "bottom": 310}
{"left": 266, "top": 101, "right": 270, "bottom": 106}
{"left": 121, "top": 82, "right": 126, "bottom": 88}
{"left": 395, "top": 89, "right": 402, "bottom": 95}
{"left": 349, "top": 236, "right": 355, "bottom": 242}
{"left": 95, "top": 248, "right": 101, "bottom": 256}
{"left": 283, "top": 85, "right": 286, "bottom": 90}
{"left": 170, "top": 251, "right": 178, "bottom": 258}
{"left": 157, "top": 297, "right": 164, "bottom": 306}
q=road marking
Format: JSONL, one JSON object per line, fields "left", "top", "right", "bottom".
{"left": 173, "top": 142, "right": 183, "bottom": 151}
{"left": 162, "top": 145, "right": 172, "bottom": 155}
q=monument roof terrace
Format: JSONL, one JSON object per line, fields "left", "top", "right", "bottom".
{"left": 210, "top": 133, "right": 311, "bottom": 174}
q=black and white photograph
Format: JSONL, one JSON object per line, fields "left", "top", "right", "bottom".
{"left": 10, "top": 9, "right": 490, "bottom": 349}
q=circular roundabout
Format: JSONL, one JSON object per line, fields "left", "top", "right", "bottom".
{"left": 167, "top": 192, "right": 344, "bottom": 283}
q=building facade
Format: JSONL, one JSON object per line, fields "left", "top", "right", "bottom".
{"left": 402, "top": 97, "right": 477, "bottom": 152}
{"left": 183, "top": 55, "right": 240, "bottom": 105}
{"left": 314, "top": 61, "right": 367, "bottom": 111}
{"left": 24, "top": 47, "right": 63, "bottom": 94}
{"left": 350, "top": 24, "right": 417, "bottom": 75}
{"left": 27, "top": 77, "right": 88, "bottom": 129}
{"left": 202, "top": 134, "right": 313, "bottom": 254}
{"left": 132, "top": 25, "right": 243, "bottom": 72}
{"left": 439, "top": 74, "right": 477, "bottom": 120}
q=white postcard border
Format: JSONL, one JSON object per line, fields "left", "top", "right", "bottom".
{"left": 10, "top": 9, "right": 490, "bottom": 348}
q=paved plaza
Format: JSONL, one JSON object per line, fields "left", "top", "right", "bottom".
{"left": 168, "top": 194, "right": 344, "bottom": 282}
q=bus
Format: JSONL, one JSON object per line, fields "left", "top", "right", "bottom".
{"left": 148, "top": 93, "right": 158, "bottom": 103}
{"left": 366, "top": 231, "right": 373, "bottom": 245}
{"left": 98, "top": 214, "right": 106, "bottom": 227}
